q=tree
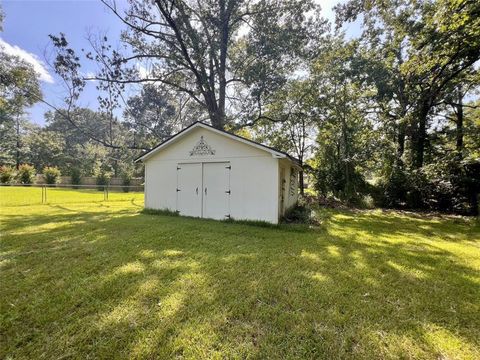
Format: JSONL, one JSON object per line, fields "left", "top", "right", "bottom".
{"left": 0, "top": 49, "right": 42, "bottom": 167}
{"left": 48, "top": 0, "right": 323, "bottom": 131}
{"left": 439, "top": 71, "right": 479, "bottom": 157}
{"left": 336, "top": 0, "right": 480, "bottom": 168}
{"left": 43, "top": 108, "right": 140, "bottom": 177}
{"left": 310, "top": 38, "right": 377, "bottom": 201}
{"left": 24, "top": 126, "right": 66, "bottom": 171}
{"left": 252, "top": 79, "right": 317, "bottom": 194}
{"left": 124, "top": 84, "right": 198, "bottom": 149}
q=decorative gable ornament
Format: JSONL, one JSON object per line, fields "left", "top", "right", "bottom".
{"left": 189, "top": 136, "right": 215, "bottom": 156}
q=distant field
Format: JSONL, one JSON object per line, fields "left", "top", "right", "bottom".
{"left": 0, "top": 186, "right": 144, "bottom": 206}
{"left": 1, "top": 188, "right": 479, "bottom": 359}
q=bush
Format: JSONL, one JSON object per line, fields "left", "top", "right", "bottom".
{"left": 95, "top": 169, "right": 111, "bottom": 191}
{"left": 281, "top": 201, "right": 316, "bottom": 224}
{"left": 16, "top": 164, "right": 36, "bottom": 185}
{"left": 0, "top": 165, "right": 16, "bottom": 184}
{"left": 121, "top": 171, "right": 133, "bottom": 193}
{"left": 376, "top": 157, "right": 480, "bottom": 215}
{"left": 381, "top": 163, "right": 409, "bottom": 208}
{"left": 70, "top": 168, "right": 81, "bottom": 187}
{"left": 43, "top": 166, "right": 61, "bottom": 185}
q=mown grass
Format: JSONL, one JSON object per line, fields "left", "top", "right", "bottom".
{"left": 0, "top": 186, "right": 143, "bottom": 207}
{"left": 1, "top": 188, "right": 479, "bottom": 359}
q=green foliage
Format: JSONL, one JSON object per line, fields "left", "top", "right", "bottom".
{"left": 0, "top": 165, "right": 16, "bottom": 184}
{"left": 121, "top": 170, "right": 132, "bottom": 193}
{"left": 25, "top": 129, "right": 66, "bottom": 171}
{"left": 309, "top": 38, "right": 377, "bottom": 204}
{"left": 380, "top": 164, "right": 410, "bottom": 208}
{"left": 1, "top": 0, "right": 478, "bottom": 218}
{"left": 16, "top": 164, "right": 36, "bottom": 185}
{"left": 0, "top": 51, "right": 41, "bottom": 114}
{"left": 377, "top": 158, "right": 480, "bottom": 215}
{"left": 0, "top": 50, "right": 42, "bottom": 167}
{"left": 70, "top": 168, "right": 81, "bottom": 186}
{"left": 94, "top": 162, "right": 112, "bottom": 190}
{"left": 49, "top": 0, "right": 326, "bottom": 129}
{"left": 281, "top": 204, "right": 313, "bottom": 224}
{"left": 43, "top": 166, "right": 61, "bottom": 185}
{"left": 124, "top": 84, "right": 179, "bottom": 148}
{"left": 95, "top": 170, "right": 111, "bottom": 190}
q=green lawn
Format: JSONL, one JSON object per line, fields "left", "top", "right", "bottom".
{"left": 1, "top": 188, "right": 479, "bottom": 359}
{"left": 0, "top": 186, "right": 144, "bottom": 207}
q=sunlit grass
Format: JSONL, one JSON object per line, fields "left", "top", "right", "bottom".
{"left": 0, "top": 189, "right": 479, "bottom": 359}
{"left": 0, "top": 185, "right": 143, "bottom": 206}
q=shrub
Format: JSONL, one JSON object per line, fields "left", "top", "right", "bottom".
{"left": 0, "top": 165, "right": 16, "bottom": 184}
{"left": 16, "top": 164, "right": 36, "bottom": 185}
{"left": 121, "top": 171, "right": 133, "bottom": 193}
{"left": 282, "top": 203, "right": 315, "bottom": 224}
{"left": 376, "top": 157, "right": 480, "bottom": 215}
{"left": 43, "top": 166, "right": 61, "bottom": 185}
{"left": 381, "top": 163, "right": 409, "bottom": 208}
{"left": 95, "top": 169, "right": 111, "bottom": 191}
{"left": 70, "top": 168, "right": 81, "bottom": 187}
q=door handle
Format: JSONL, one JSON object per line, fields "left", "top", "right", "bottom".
{"left": 196, "top": 187, "right": 198, "bottom": 195}
{"left": 205, "top": 187, "right": 207, "bottom": 195}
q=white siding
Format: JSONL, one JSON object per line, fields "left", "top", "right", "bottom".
{"left": 144, "top": 127, "right": 280, "bottom": 223}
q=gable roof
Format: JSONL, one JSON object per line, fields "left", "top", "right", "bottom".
{"left": 135, "top": 121, "right": 300, "bottom": 164}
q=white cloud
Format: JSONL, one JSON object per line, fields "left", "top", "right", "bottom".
{"left": 0, "top": 38, "right": 54, "bottom": 83}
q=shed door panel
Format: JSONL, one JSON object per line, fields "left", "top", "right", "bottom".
{"left": 177, "top": 163, "right": 202, "bottom": 217}
{"left": 203, "top": 162, "right": 230, "bottom": 220}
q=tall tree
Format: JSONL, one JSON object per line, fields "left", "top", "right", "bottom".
{"left": 252, "top": 79, "right": 317, "bottom": 194}
{"left": 49, "top": 0, "right": 323, "bottom": 131}
{"left": 336, "top": 0, "right": 480, "bottom": 168}
{"left": 0, "top": 49, "right": 42, "bottom": 167}
{"left": 123, "top": 84, "right": 200, "bottom": 149}
{"left": 310, "top": 38, "right": 377, "bottom": 201}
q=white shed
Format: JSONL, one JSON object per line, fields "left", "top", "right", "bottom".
{"left": 136, "top": 121, "right": 301, "bottom": 223}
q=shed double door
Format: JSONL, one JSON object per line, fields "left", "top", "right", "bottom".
{"left": 177, "top": 162, "right": 230, "bottom": 219}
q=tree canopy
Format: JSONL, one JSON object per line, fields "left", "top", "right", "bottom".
{"left": 1, "top": 0, "right": 479, "bottom": 214}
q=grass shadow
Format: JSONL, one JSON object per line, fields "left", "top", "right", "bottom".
{"left": 1, "top": 206, "right": 479, "bottom": 359}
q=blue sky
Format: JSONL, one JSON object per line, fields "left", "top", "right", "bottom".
{"left": 1, "top": 0, "right": 352, "bottom": 126}
{"left": 1, "top": 0, "right": 128, "bottom": 125}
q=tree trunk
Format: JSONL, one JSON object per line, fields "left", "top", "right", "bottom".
{"left": 298, "top": 160, "right": 305, "bottom": 196}
{"left": 340, "top": 97, "right": 351, "bottom": 198}
{"left": 412, "top": 101, "right": 430, "bottom": 168}
{"left": 216, "top": 0, "right": 229, "bottom": 131}
{"left": 455, "top": 89, "right": 464, "bottom": 155}
{"left": 15, "top": 114, "right": 20, "bottom": 169}
{"left": 396, "top": 120, "right": 406, "bottom": 164}
{"left": 395, "top": 47, "right": 407, "bottom": 166}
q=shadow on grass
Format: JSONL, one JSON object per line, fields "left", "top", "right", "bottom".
{"left": 1, "top": 208, "right": 479, "bottom": 359}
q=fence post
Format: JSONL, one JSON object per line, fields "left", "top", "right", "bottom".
{"left": 44, "top": 185, "right": 47, "bottom": 203}
{"left": 41, "top": 186, "right": 44, "bottom": 204}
